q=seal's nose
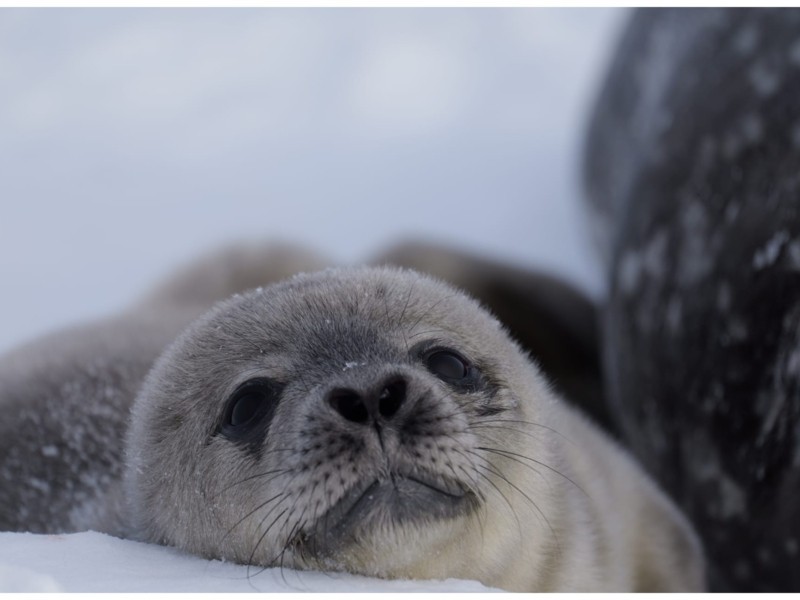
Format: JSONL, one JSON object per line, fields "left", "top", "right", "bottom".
{"left": 326, "top": 376, "right": 406, "bottom": 424}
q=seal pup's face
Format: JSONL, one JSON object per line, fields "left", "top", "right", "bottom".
{"left": 125, "top": 266, "right": 556, "bottom": 585}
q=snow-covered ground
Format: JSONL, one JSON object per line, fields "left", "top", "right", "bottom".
{"left": 0, "top": 8, "right": 627, "bottom": 593}
{"left": 0, "top": 531, "right": 501, "bottom": 592}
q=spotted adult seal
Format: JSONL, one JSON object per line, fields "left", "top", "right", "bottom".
{"left": 0, "top": 245, "right": 704, "bottom": 591}
{"left": 584, "top": 7, "right": 800, "bottom": 591}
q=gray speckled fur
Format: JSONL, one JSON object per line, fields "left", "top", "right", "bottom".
{"left": 124, "top": 265, "right": 704, "bottom": 591}
{"left": 0, "top": 243, "right": 705, "bottom": 591}
{"left": 0, "top": 241, "right": 328, "bottom": 535}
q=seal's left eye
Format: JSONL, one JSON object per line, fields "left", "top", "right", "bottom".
{"left": 220, "top": 378, "right": 283, "bottom": 449}
{"left": 425, "top": 350, "right": 470, "bottom": 382}
{"left": 229, "top": 387, "right": 265, "bottom": 426}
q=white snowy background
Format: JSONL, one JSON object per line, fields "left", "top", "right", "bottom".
{"left": 0, "top": 8, "right": 627, "bottom": 593}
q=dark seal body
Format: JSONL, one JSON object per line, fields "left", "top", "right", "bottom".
{"left": 584, "top": 7, "right": 800, "bottom": 592}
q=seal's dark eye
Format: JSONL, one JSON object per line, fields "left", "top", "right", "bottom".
{"left": 220, "top": 378, "right": 283, "bottom": 452}
{"left": 425, "top": 349, "right": 470, "bottom": 381}
{"left": 229, "top": 388, "right": 264, "bottom": 426}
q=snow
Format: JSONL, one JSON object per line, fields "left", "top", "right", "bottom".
{"left": 0, "top": 7, "right": 627, "bottom": 593}
{"left": 0, "top": 531, "right": 500, "bottom": 593}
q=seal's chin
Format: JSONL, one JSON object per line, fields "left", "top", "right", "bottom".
{"left": 296, "top": 471, "right": 474, "bottom": 560}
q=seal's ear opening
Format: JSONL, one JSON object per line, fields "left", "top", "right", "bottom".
{"left": 371, "top": 241, "right": 616, "bottom": 438}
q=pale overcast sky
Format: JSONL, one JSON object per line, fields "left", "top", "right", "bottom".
{"left": 0, "top": 8, "right": 627, "bottom": 353}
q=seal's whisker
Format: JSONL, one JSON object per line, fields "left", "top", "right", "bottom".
{"left": 472, "top": 455, "right": 561, "bottom": 558}
{"left": 475, "top": 445, "right": 548, "bottom": 486}
{"left": 244, "top": 506, "right": 287, "bottom": 576}
{"left": 221, "top": 491, "right": 285, "bottom": 548}
{"left": 300, "top": 478, "right": 325, "bottom": 566}
{"left": 470, "top": 465, "right": 525, "bottom": 545}
{"left": 212, "top": 467, "right": 289, "bottom": 500}
{"left": 275, "top": 507, "right": 309, "bottom": 586}
{"left": 466, "top": 422, "right": 550, "bottom": 443}
{"left": 245, "top": 479, "right": 308, "bottom": 581}
{"left": 473, "top": 418, "right": 574, "bottom": 444}
{"left": 477, "top": 446, "right": 589, "bottom": 500}
{"left": 441, "top": 440, "right": 485, "bottom": 494}
{"left": 232, "top": 465, "right": 307, "bottom": 562}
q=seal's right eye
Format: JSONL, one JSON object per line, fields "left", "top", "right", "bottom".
{"left": 220, "top": 378, "right": 283, "bottom": 450}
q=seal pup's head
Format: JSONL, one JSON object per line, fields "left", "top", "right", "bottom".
{"left": 125, "top": 266, "right": 559, "bottom": 586}
{"left": 124, "top": 266, "right": 707, "bottom": 591}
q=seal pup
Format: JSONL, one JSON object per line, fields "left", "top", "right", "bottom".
{"left": 124, "top": 265, "right": 704, "bottom": 592}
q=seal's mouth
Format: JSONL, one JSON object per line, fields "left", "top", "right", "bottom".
{"left": 296, "top": 470, "right": 473, "bottom": 558}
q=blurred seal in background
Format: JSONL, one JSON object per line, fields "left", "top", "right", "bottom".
{"left": 584, "top": 7, "right": 800, "bottom": 592}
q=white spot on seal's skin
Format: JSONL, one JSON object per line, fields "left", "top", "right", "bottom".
{"left": 724, "top": 204, "right": 741, "bottom": 225}
{"left": 791, "top": 123, "right": 800, "bottom": 149}
{"left": 789, "top": 39, "right": 800, "bottom": 66}
{"left": 616, "top": 230, "right": 669, "bottom": 295}
{"left": 741, "top": 113, "right": 763, "bottom": 144}
{"left": 678, "top": 203, "right": 713, "bottom": 286}
{"left": 753, "top": 230, "right": 790, "bottom": 269}
{"left": 717, "top": 476, "right": 747, "bottom": 519}
{"left": 748, "top": 62, "right": 781, "bottom": 97}
{"left": 787, "top": 240, "right": 800, "bottom": 270}
{"left": 723, "top": 114, "right": 765, "bottom": 159}
{"left": 787, "top": 538, "right": 799, "bottom": 556}
{"left": 724, "top": 318, "right": 749, "bottom": 343}
{"left": 41, "top": 445, "right": 59, "bottom": 458}
{"left": 758, "top": 372, "right": 789, "bottom": 444}
{"left": 685, "top": 431, "right": 747, "bottom": 520}
{"left": 786, "top": 347, "right": 800, "bottom": 377}
{"left": 733, "top": 25, "right": 759, "bottom": 55}
{"left": 28, "top": 478, "right": 51, "bottom": 494}
{"left": 794, "top": 420, "right": 800, "bottom": 467}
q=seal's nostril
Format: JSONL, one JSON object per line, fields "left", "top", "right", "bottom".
{"left": 378, "top": 379, "right": 406, "bottom": 419}
{"left": 327, "top": 389, "right": 369, "bottom": 424}
{"left": 326, "top": 376, "right": 407, "bottom": 424}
